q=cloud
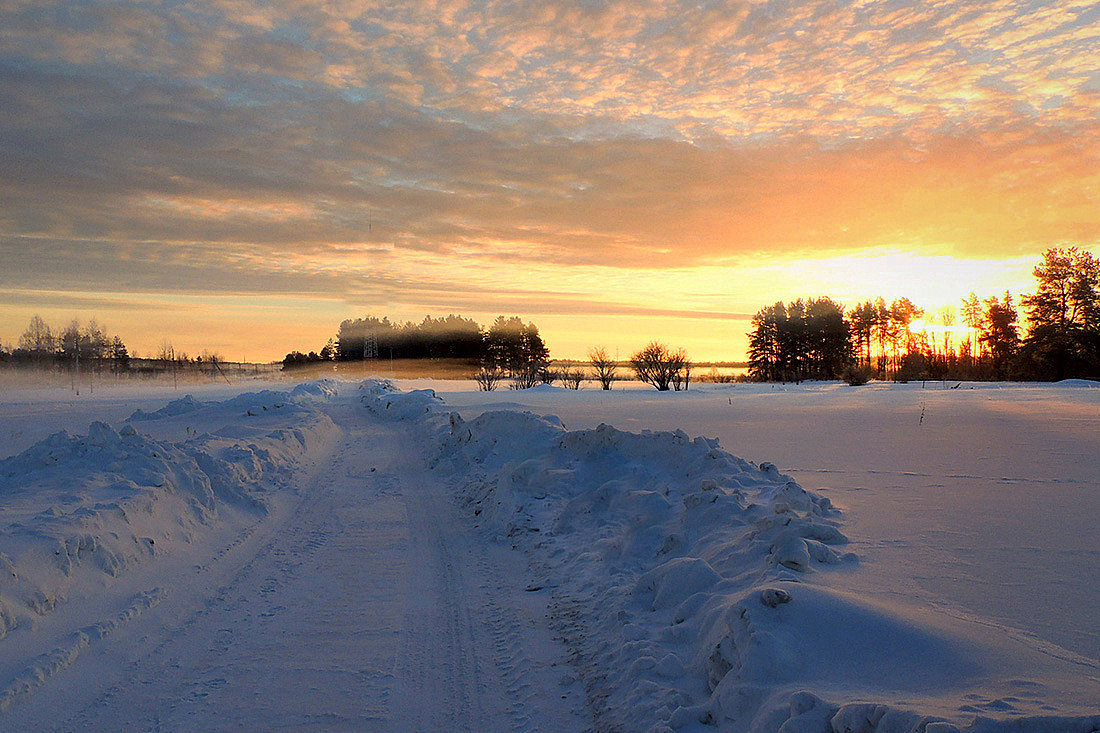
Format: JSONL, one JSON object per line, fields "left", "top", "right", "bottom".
{"left": 2, "top": 0, "right": 1099, "bottom": 359}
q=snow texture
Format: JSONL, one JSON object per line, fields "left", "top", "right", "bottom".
{"left": 0, "top": 381, "right": 337, "bottom": 711}
{"left": 0, "top": 377, "right": 1095, "bottom": 731}
{"left": 363, "top": 380, "right": 1100, "bottom": 732}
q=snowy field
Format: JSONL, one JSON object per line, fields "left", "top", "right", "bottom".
{"left": 0, "top": 375, "right": 1097, "bottom": 731}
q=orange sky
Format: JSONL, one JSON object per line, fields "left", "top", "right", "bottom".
{"left": 1, "top": 0, "right": 1098, "bottom": 361}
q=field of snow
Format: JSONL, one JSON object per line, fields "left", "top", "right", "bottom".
{"left": 0, "top": 375, "right": 1096, "bottom": 731}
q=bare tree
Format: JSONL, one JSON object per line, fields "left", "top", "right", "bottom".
{"left": 509, "top": 363, "right": 541, "bottom": 390}
{"left": 630, "top": 342, "right": 689, "bottom": 391}
{"left": 589, "top": 346, "right": 618, "bottom": 390}
{"left": 59, "top": 319, "right": 82, "bottom": 360}
{"left": 474, "top": 365, "right": 504, "bottom": 391}
{"left": 671, "top": 361, "right": 692, "bottom": 391}
{"left": 18, "top": 314, "right": 54, "bottom": 355}
{"left": 559, "top": 367, "right": 585, "bottom": 390}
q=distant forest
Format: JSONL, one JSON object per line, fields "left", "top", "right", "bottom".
{"left": 0, "top": 316, "right": 260, "bottom": 381}
{"left": 1, "top": 315, "right": 132, "bottom": 371}
{"left": 748, "top": 247, "right": 1100, "bottom": 383}
{"left": 284, "top": 315, "right": 549, "bottom": 373}
{"left": 8, "top": 248, "right": 1095, "bottom": 387}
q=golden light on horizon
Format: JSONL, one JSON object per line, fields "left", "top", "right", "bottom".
{"left": 1, "top": 249, "right": 1063, "bottom": 364}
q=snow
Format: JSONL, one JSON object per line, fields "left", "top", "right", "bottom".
{"left": 379, "top": 382, "right": 1100, "bottom": 731}
{"left": 427, "top": 379, "right": 1100, "bottom": 665}
{"left": 0, "top": 380, "right": 340, "bottom": 715}
{"left": 0, "top": 376, "right": 1096, "bottom": 731}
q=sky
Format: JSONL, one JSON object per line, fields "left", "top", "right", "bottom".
{"left": 1, "top": 0, "right": 1098, "bottom": 362}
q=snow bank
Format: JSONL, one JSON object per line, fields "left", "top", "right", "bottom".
{"left": 359, "top": 379, "right": 445, "bottom": 422}
{"left": 127, "top": 394, "right": 207, "bottom": 421}
{"left": 1053, "top": 379, "right": 1098, "bottom": 388}
{"left": 0, "top": 381, "right": 339, "bottom": 649}
{"left": 369, "top": 383, "right": 1100, "bottom": 732}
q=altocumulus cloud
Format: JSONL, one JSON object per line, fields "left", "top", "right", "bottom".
{"left": 1, "top": 0, "right": 1098, "bottom": 310}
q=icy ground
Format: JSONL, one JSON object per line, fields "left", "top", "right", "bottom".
{"left": 0, "top": 377, "right": 1097, "bottom": 732}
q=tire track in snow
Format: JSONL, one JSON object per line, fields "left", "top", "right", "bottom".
{"left": 29, "top": 435, "right": 351, "bottom": 731}
{"left": 389, "top": 442, "right": 589, "bottom": 733}
{"left": 391, "top": 478, "right": 485, "bottom": 732}
{"left": 5, "top": 391, "right": 592, "bottom": 731}
{"left": 7, "top": 417, "right": 409, "bottom": 731}
{"left": 474, "top": 552, "right": 542, "bottom": 731}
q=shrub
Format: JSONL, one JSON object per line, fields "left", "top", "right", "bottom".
{"left": 589, "top": 347, "right": 618, "bottom": 390}
{"left": 841, "top": 364, "right": 874, "bottom": 386}
{"left": 474, "top": 366, "right": 504, "bottom": 391}
{"left": 630, "top": 342, "right": 690, "bottom": 391}
{"left": 558, "top": 367, "right": 585, "bottom": 390}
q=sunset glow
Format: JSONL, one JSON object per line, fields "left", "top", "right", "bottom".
{"left": 2, "top": 0, "right": 1098, "bottom": 361}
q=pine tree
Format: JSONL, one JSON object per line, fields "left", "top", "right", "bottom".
{"left": 980, "top": 293, "right": 1019, "bottom": 379}
{"left": 1018, "top": 248, "right": 1100, "bottom": 379}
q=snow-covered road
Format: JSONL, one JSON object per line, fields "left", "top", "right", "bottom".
{"left": 0, "top": 393, "right": 588, "bottom": 731}
{"left": 0, "top": 378, "right": 1097, "bottom": 732}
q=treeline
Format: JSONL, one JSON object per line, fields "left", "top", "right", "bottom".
{"left": 748, "top": 247, "right": 1100, "bottom": 383}
{"left": 336, "top": 315, "right": 485, "bottom": 360}
{"left": 2, "top": 315, "right": 131, "bottom": 371}
{"left": 747, "top": 298, "right": 851, "bottom": 382}
{"left": 285, "top": 314, "right": 550, "bottom": 374}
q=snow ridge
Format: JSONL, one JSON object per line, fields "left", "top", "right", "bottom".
{"left": 361, "top": 380, "right": 1100, "bottom": 733}
{"left": 0, "top": 380, "right": 339, "bottom": 687}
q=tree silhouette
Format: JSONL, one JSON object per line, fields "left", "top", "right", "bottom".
{"left": 630, "top": 342, "right": 689, "bottom": 391}
{"left": 748, "top": 299, "right": 851, "bottom": 382}
{"left": 589, "top": 346, "right": 618, "bottom": 390}
{"left": 484, "top": 316, "right": 549, "bottom": 379}
{"left": 1018, "top": 248, "right": 1100, "bottom": 379}
{"left": 980, "top": 293, "right": 1019, "bottom": 379}
{"left": 848, "top": 301, "right": 876, "bottom": 368}
{"left": 748, "top": 302, "right": 785, "bottom": 382}
{"left": 474, "top": 365, "right": 504, "bottom": 391}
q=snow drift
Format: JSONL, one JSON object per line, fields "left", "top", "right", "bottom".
{"left": 362, "top": 380, "right": 1100, "bottom": 732}
{"left": 0, "top": 381, "right": 338, "bottom": 665}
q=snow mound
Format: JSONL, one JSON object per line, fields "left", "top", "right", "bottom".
{"left": 1054, "top": 379, "right": 1098, "bottom": 388}
{"left": 0, "top": 387, "right": 338, "bottom": 642}
{"left": 523, "top": 383, "right": 568, "bottom": 393}
{"left": 359, "top": 380, "right": 445, "bottom": 421}
{"left": 289, "top": 378, "right": 338, "bottom": 399}
{"left": 392, "top": 391, "right": 1100, "bottom": 732}
{"left": 126, "top": 379, "right": 337, "bottom": 424}
{"left": 436, "top": 410, "right": 863, "bottom": 729}
{"left": 127, "top": 394, "right": 206, "bottom": 421}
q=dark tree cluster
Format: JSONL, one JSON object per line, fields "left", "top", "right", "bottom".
{"left": 4, "top": 315, "right": 130, "bottom": 372}
{"left": 483, "top": 316, "right": 549, "bottom": 382}
{"left": 291, "top": 314, "right": 553, "bottom": 386}
{"left": 886, "top": 292, "right": 1020, "bottom": 382}
{"left": 847, "top": 297, "right": 922, "bottom": 375}
{"left": 282, "top": 340, "right": 335, "bottom": 369}
{"left": 902, "top": 249, "right": 1100, "bottom": 383}
{"left": 745, "top": 248, "right": 1100, "bottom": 383}
{"left": 748, "top": 298, "right": 852, "bottom": 382}
{"left": 1016, "top": 248, "right": 1100, "bottom": 380}
{"left": 474, "top": 316, "right": 551, "bottom": 390}
{"left": 334, "top": 315, "right": 484, "bottom": 361}
{"left": 630, "top": 342, "right": 691, "bottom": 391}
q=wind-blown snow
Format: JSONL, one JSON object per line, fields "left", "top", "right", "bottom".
{"left": 364, "top": 381, "right": 1100, "bottom": 732}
